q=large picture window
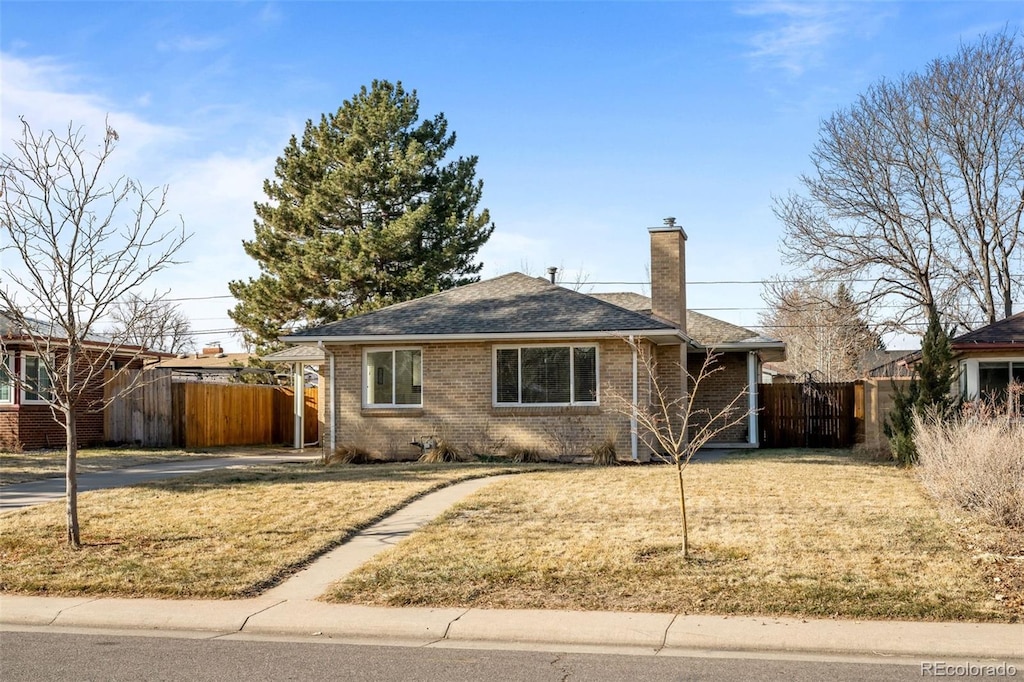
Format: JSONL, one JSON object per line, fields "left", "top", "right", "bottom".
{"left": 21, "top": 353, "right": 52, "bottom": 403}
{"left": 494, "top": 345, "right": 598, "bottom": 406}
{"left": 364, "top": 348, "right": 422, "bottom": 407}
{"left": 978, "top": 361, "right": 1024, "bottom": 398}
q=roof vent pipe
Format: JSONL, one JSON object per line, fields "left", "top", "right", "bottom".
{"left": 547, "top": 266, "right": 558, "bottom": 284}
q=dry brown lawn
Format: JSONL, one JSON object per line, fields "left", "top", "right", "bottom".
{"left": 0, "top": 462, "right": 525, "bottom": 599}
{"left": 328, "top": 450, "right": 1019, "bottom": 622}
{"left": 0, "top": 447, "right": 277, "bottom": 485}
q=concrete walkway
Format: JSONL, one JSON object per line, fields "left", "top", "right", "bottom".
{"left": 1, "top": 470, "right": 1022, "bottom": 662}
{"left": 0, "top": 451, "right": 321, "bottom": 511}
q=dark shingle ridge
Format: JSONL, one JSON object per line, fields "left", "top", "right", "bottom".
{"left": 952, "top": 311, "right": 1024, "bottom": 345}
{"left": 290, "top": 273, "right": 676, "bottom": 338}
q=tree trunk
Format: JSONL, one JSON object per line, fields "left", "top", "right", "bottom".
{"left": 65, "top": 413, "right": 80, "bottom": 548}
{"left": 676, "top": 461, "right": 688, "bottom": 557}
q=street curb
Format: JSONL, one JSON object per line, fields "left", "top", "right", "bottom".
{"left": 3, "top": 595, "right": 1020, "bottom": 661}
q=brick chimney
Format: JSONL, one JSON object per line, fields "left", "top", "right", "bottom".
{"left": 201, "top": 344, "right": 224, "bottom": 356}
{"left": 649, "top": 217, "right": 687, "bottom": 332}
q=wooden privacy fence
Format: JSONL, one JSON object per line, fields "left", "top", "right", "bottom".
{"left": 758, "top": 382, "right": 858, "bottom": 448}
{"left": 104, "top": 368, "right": 176, "bottom": 446}
{"left": 105, "top": 369, "right": 318, "bottom": 448}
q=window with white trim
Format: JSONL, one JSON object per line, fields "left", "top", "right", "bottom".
{"left": 978, "top": 361, "right": 1024, "bottom": 398}
{"left": 21, "top": 353, "right": 52, "bottom": 403}
{"left": 494, "top": 345, "right": 598, "bottom": 406}
{"left": 0, "top": 353, "right": 12, "bottom": 404}
{"left": 364, "top": 348, "right": 422, "bottom": 407}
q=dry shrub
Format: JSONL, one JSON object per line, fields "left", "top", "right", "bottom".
{"left": 323, "top": 444, "right": 374, "bottom": 465}
{"left": 914, "top": 398, "right": 1024, "bottom": 529}
{"left": 589, "top": 434, "right": 618, "bottom": 466}
{"left": 506, "top": 444, "right": 542, "bottom": 463}
{"left": 418, "top": 438, "right": 467, "bottom": 463}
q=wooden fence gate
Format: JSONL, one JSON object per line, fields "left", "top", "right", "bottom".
{"left": 758, "top": 381, "right": 858, "bottom": 448}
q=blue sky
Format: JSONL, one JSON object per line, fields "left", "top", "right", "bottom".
{"left": 2, "top": 2, "right": 1020, "bottom": 351}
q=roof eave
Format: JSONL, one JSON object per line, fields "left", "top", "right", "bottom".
{"left": 281, "top": 329, "right": 688, "bottom": 345}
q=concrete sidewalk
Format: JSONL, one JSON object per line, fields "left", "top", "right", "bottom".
{"left": 1, "top": 473, "right": 1021, "bottom": 662}
{"left": 3, "top": 594, "right": 1021, "bottom": 661}
{"left": 0, "top": 450, "right": 321, "bottom": 511}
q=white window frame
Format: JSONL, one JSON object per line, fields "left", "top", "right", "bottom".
{"left": 492, "top": 344, "right": 600, "bottom": 407}
{"left": 0, "top": 352, "right": 13, "bottom": 405}
{"left": 361, "top": 347, "right": 423, "bottom": 409}
{"left": 20, "top": 352, "right": 53, "bottom": 404}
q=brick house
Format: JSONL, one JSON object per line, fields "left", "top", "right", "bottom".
{"left": 281, "top": 223, "right": 786, "bottom": 461}
{"left": 951, "top": 311, "right": 1024, "bottom": 399}
{"left": 1, "top": 316, "right": 156, "bottom": 450}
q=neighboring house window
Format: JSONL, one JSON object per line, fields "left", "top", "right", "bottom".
{"left": 364, "top": 349, "right": 422, "bottom": 407}
{"left": 0, "top": 353, "right": 12, "bottom": 404}
{"left": 978, "top": 361, "right": 1024, "bottom": 399}
{"left": 494, "top": 345, "right": 598, "bottom": 406}
{"left": 21, "top": 353, "right": 52, "bottom": 403}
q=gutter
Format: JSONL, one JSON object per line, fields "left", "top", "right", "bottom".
{"left": 280, "top": 329, "right": 689, "bottom": 345}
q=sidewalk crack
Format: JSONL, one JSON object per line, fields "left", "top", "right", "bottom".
{"left": 238, "top": 598, "right": 288, "bottom": 632}
{"left": 442, "top": 608, "right": 471, "bottom": 639}
{"left": 658, "top": 614, "right": 678, "bottom": 653}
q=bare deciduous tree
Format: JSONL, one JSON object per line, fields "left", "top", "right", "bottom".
{"left": 760, "top": 281, "right": 884, "bottom": 382}
{"left": 0, "top": 117, "right": 188, "bottom": 547}
{"left": 107, "top": 293, "right": 195, "bottom": 355}
{"left": 776, "top": 30, "right": 1024, "bottom": 333}
{"left": 610, "top": 340, "right": 752, "bottom": 556}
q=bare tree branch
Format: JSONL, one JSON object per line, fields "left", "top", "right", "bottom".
{"left": 0, "top": 117, "right": 190, "bottom": 547}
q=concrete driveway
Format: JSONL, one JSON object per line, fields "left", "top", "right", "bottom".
{"left": 0, "top": 451, "right": 321, "bottom": 512}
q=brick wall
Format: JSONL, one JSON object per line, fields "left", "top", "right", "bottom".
{"left": 0, "top": 346, "right": 126, "bottom": 451}
{"left": 686, "top": 351, "right": 752, "bottom": 444}
{"left": 324, "top": 338, "right": 657, "bottom": 462}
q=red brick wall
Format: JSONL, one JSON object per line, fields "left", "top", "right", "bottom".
{"left": 0, "top": 346, "right": 127, "bottom": 451}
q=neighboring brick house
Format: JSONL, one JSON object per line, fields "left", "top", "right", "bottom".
{"left": 951, "top": 311, "right": 1024, "bottom": 399}
{"left": 1, "top": 316, "right": 156, "bottom": 450}
{"left": 280, "top": 223, "right": 786, "bottom": 461}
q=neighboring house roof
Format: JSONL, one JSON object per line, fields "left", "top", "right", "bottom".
{"left": 152, "top": 352, "right": 257, "bottom": 370}
{"left": 262, "top": 345, "right": 326, "bottom": 364}
{"left": 284, "top": 273, "right": 686, "bottom": 343}
{"left": 1, "top": 310, "right": 159, "bottom": 355}
{"left": 864, "top": 349, "right": 917, "bottom": 378}
{"left": 589, "top": 292, "right": 781, "bottom": 348}
{"left": 950, "top": 311, "right": 1024, "bottom": 350}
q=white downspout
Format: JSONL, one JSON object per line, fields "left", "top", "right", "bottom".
{"left": 318, "top": 341, "right": 336, "bottom": 454}
{"left": 747, "top": 352, "right": 758, "bottom": 446}
{"left": 630, "top": 335, "right": 639, "bottom": 462}
{"left": 293, "top": 361, "right": 304, "bottom": 450}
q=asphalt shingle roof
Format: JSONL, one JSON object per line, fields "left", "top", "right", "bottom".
{"left": 589, "top": 293, "right": 776, "bottom": 346}
{"left": 951, "top": 311, "right": 1024, "bottom": 346}
{"left": 288, "top": 273, "right": 677, "bottom": 339}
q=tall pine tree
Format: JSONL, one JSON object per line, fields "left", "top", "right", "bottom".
{"left": 229, "top": 80, "right": 494, "bottom": 348}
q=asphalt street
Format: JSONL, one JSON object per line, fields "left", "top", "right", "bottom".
{"left": 0, "top": 629, "right": 946, "bottom": 682}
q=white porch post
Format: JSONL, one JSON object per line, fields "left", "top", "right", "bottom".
{"left": 747, "top": 352, "right": 758, "bottom": 446}
{"left": 293, "top": 362, "right": 304, "bottom": 450}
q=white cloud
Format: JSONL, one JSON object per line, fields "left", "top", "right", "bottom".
{"left": 156, "top": 35, "right": 225, "bottom": 53}
{"left": 737, "top": 2, "right": 853, "bottom": 76}
{"left": 0, "top": 53, "right": 184, "bottom": 173}
{"left": 0, "top": 52, "right": 279, "bottom": 351}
